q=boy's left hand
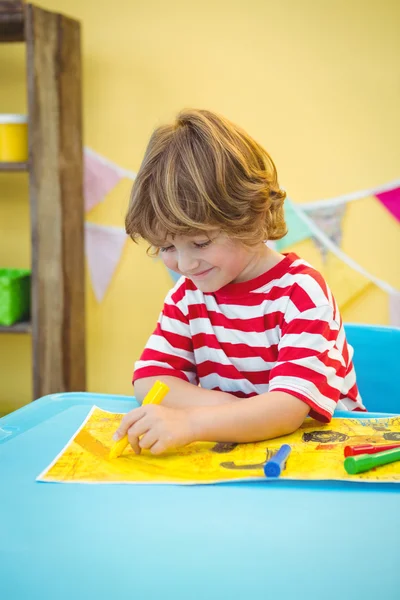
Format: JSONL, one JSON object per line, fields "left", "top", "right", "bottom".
{"left": 112, "top": 404, "right": 195, "bottom": 455}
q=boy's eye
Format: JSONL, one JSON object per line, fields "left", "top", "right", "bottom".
{"left": 160, "top": 245, "right": 174, "bottom": 253}
{"left": 194, "top": 240, "right": 211, "bottom": 249}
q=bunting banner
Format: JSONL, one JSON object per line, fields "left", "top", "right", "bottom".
{"left": 82, "top": 145, "right": 399, "bottom": 328}
{"left": 375, "top": 186, "right": 400, "bottom": 223}
{"left": 168, "top": 269, "right": 181, "bottom": 284}
{"left": 320, "top": 254, "right": 371, "bottom": 310}
{"left": 85, "top": 223, "right": 127, "bottom": 302}
{"left": 275, "top": 199, "right": 311, "bottom": 251}
{"left": 300, "top": 179, "right": 400, "bottom": 210}
{"left": 288, "top": 201, "right": 396, "bottom": 294}
{"left": 84, "top": 148, "right": 136, "bottom": 213}
{"left": 308, "top": 205, "right": 347, "bottom": 262}
{"left": 389, "top": 291, "right": 400, "bottom": 328}
{"left": 285, "top": 201, "right": 399, "bottom": 326}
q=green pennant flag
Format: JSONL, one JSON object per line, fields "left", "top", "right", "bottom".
{"left": 275, "top": 199, "right": 312, "bottom": 251}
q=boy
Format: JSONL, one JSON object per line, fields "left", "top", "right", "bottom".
{"left": 113, "top": 109, "right": 365, "bottom": 455}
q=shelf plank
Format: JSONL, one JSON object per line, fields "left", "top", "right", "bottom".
{"left": 0, "top": 161, "right": 28, "bottom": 171}
{"left": 0, "top": 1, "right": 25, "bottom": 43}
{"left": 0, "top": 321, "right": 31, "bottom": 334}
{"left": 26, "top": 5, "right": 86, "bottom": 398}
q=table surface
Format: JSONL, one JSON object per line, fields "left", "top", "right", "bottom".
{"left": 1, "top": 393, "right": 400, "bottom": 600}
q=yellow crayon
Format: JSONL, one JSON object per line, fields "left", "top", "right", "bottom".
{"left": 108, "top": 436, "right": 129, "bottom": 460}
{"left": 108, "top": 380, "right": 170, "bottom": 459}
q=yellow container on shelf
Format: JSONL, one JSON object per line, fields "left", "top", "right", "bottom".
{"left": 0, "top": 114, "right": 28, "bottom": 162}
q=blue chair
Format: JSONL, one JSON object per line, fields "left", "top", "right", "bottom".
{"left": 344, "top": 324, "right": 400, "bottom": 414}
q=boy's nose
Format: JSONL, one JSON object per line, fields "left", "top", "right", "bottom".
{"left": 177, "top": 253, "right": 200, "bottom": 274}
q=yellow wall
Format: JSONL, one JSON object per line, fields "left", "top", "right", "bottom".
{"left": 0, "top": 0, "right": 399, "bottom": 414}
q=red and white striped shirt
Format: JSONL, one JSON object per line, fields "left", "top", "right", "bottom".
{"left": 134, "top": 253, "right": 365, "bottom": 422}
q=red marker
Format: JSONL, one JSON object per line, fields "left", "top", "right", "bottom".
{"left": 344, "top": 443, "right": 400, "bottom": 457}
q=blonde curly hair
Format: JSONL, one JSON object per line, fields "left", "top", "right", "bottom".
{"left": 125, "top": 109, "right": 287, "bottom": 254}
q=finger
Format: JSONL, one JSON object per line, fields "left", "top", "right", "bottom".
{"left": 138, "top": 429, "right": 159, "bottom": 450}
{"left": 113, "top": 407, "right": 145, "bottom": 441}
{"left": 127, "top": 429, "right": 141, "bottom": 455}
{"left": 127, "top": 416, "right": 152, "bottom": 440}
{"left": 149, "top": 440, "right": 168, "bottom": 456}
{"left": 127, "top": 417, "right": 153, "bottom": 454}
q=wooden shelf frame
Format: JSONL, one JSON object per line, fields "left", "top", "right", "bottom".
{"left": 0, "top": 0, "right": 24, "bottom": 42}
{"left": 0, "top": 1, "right": 86, "bottom": 399}
{"left": 0, "top": 161, "right": 28, "bottom": 171}
{"left": 0, "top": 321, "right": 31, "bottom": 333}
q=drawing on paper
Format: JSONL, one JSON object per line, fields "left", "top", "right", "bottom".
{"left": 37, "top": 407, "right": 400, "bottom": 484}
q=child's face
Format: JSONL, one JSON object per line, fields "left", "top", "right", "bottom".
{"left": 159, "top": 231, "right": 263, "bottom": 292}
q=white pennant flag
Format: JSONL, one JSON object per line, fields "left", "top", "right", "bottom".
{"left": 389, "top": 291, "right": 400, "bottom": 328}
{"left": 85, "top": 223, "right": 127, "bottom": 302}
{"left": 307, "top": 204, "right": 347, "bottom": 261}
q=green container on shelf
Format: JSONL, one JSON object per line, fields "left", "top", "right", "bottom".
{"left": 0, "top": 268, "right": 31, "bottom": 326}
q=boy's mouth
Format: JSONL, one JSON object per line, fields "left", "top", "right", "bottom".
{"left": 190, "top": 267, "right": 215, "bottom": 279}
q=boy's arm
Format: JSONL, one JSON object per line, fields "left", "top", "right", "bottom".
{"left": 189, "top": 391, "right": 310, "bottom": 442}
{"left": 134, "top": 376, "right": 239, "bottom": 408}
{"left": 114, "top": 391, "right": 310, "bottom": 455}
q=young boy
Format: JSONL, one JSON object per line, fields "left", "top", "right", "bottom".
{"left": 113, "top": 109, "right": 365, "bottom": 455}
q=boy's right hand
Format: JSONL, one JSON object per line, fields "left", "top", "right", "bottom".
{"left": 112, "top": 403, "right": 196, "bottom": 455}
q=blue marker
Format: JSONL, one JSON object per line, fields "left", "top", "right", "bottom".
{"left": 264, "top": 444, "right": 292, "bottom": 478}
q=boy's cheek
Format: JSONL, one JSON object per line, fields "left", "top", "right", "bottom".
{"left": 162, "top": 254, "right": 178, "bottom": 272}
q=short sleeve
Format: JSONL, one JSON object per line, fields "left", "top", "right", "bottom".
{"left": 133, "top": 281, "right": 198, "bottom": 385}
{"left": 268, "top": 304, "right": 347, "bottom": 422}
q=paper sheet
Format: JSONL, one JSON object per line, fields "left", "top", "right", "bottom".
{"left": 37, "top": 407, "right": 400, "bottom": 485}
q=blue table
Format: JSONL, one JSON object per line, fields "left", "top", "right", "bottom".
{"left": 1, "top": 393, "right": 399, "bottom": 600}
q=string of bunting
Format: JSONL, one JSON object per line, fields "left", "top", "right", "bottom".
{"left": 83, "top": 148, "right": 400, "bottom": 326}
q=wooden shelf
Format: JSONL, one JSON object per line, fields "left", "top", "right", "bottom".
{"left": 0, "top": 161, "right": 28, "bottom": 171}
{"left": 0, "top": 320, "right": 31, "bottom": 333}
{"left": 0, "top": 2, "right": 86, "bottom": 400}
{"left": 0, "top": 1, "right": 25, "bottom": 43}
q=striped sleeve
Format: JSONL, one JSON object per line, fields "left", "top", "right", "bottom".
{"left": 133, "top": 281, "right": 198, "bottom": 385}
{"left": 268, "top": 304, "right": 347, "bottom": 422}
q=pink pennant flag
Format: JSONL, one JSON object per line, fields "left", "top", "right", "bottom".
{"left": 85, "top": 223, "right": 127, "bottom": 302}
{"left": 389, "top": 291, "right": 400, "bottom": 328}
{"left": 376, "top": 187, "right": 400, "bottom": 223}
{"left": 84, "top": 149, "right": 123, "bottom": 212}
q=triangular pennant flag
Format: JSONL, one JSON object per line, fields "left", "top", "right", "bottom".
{"left": 167, "top": 268, "right": 181, "bottom": 284}
{"left": 322, "top": 253, "right": 370, "bottom": 310}
{"left": 389, "top": 291, "right": 400, "bottom": 328}
{"left": 307, "top": 204, "right": 346, "bottom": 261}
{"left": 85, "top": 223, "right": 127, "bottom": 302}
{"left": 275, "top": 199, "right": 312, "bottom": 251}
{"left": 375, "top": 186, "right": 400, "bottom": 223}
{"left": 84, "top": 150, "right": 123, "bottom": 212}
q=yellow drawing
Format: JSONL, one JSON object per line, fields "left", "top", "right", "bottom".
{"left": 37, "top": 407, "right": 400, "bottom": 484}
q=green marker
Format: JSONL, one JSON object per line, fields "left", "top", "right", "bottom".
{"left": 344, "top": 447, "right": 400, "bottom": 475}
